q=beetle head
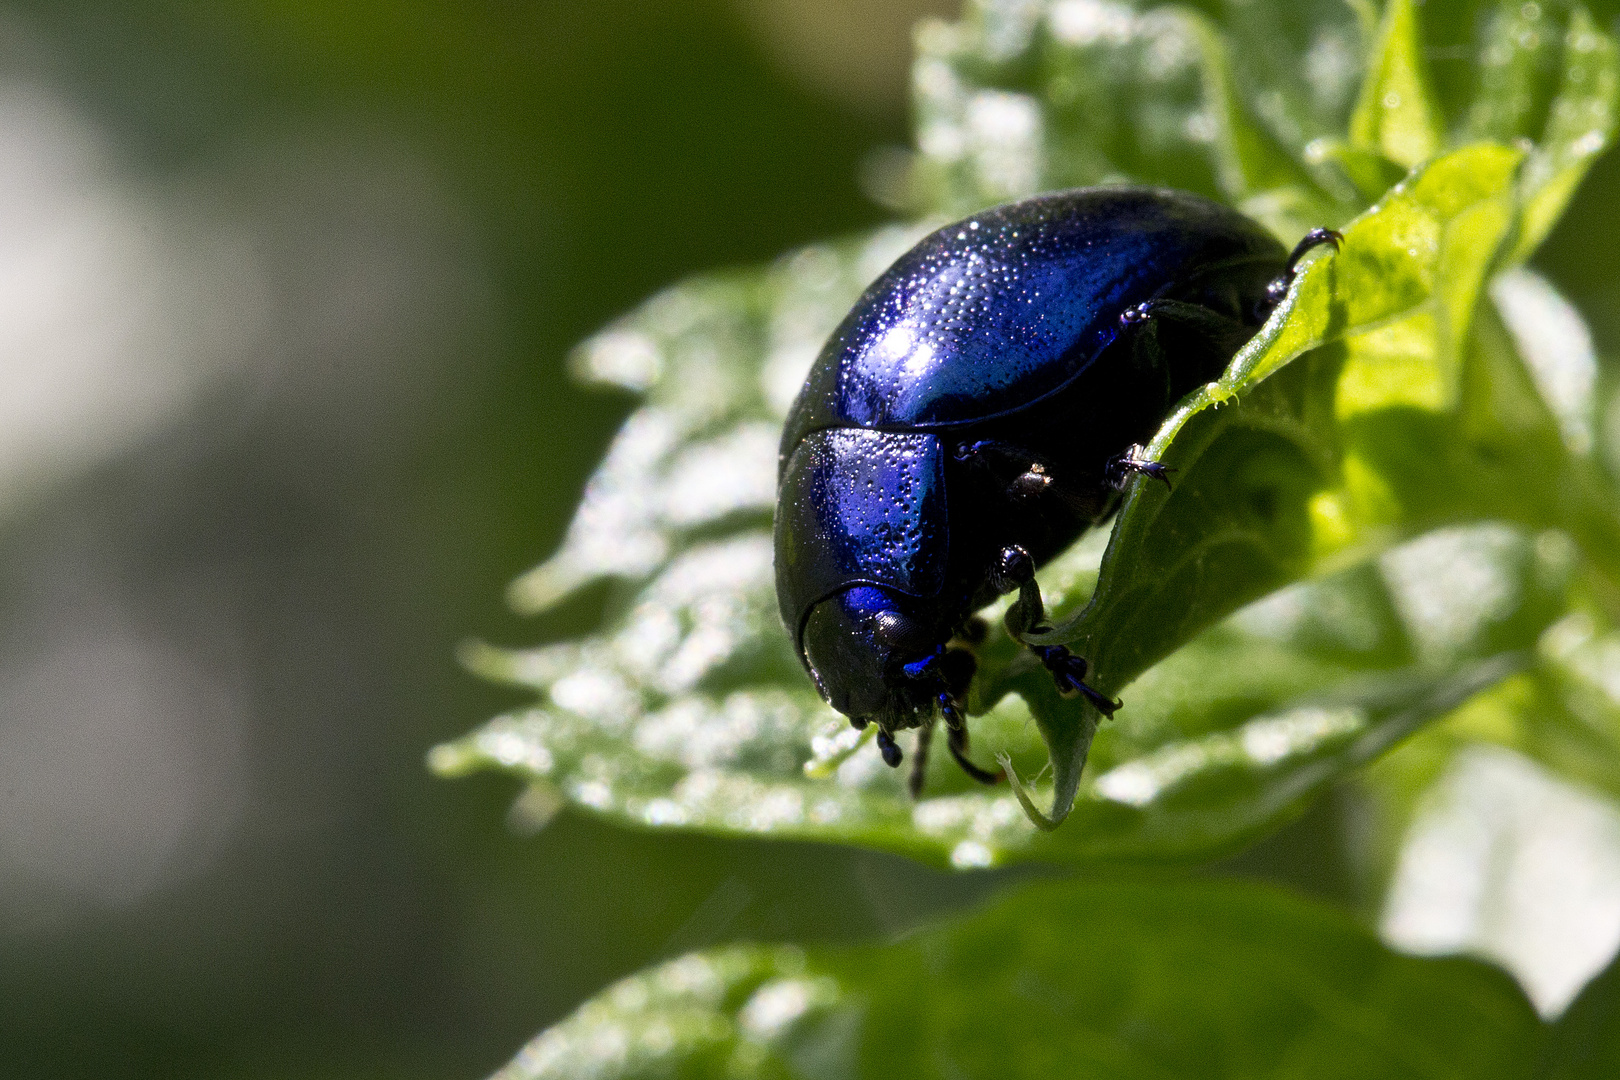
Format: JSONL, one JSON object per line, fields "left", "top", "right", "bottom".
{"left": 800, "top": 585, "right": 943, "bottom": 724}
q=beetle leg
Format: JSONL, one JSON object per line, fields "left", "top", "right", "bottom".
{"left": 956, "top": 615, "right": 990, "bottom": 645}
{"left": 1117, "top": 297, "right": 1257, "bottom": 397}
{"left": 1106, "top": 443, "right": 1174, "bottom": 490}
{"left": 1007, "top": 462, "right": 1054, "bottom": 500}
{"left": 955, "top": 440, "right": 1062, "bottom": 503}
{"left": 908, "top": 718, "right": 935, "bottom": 796}
{"left": 993, "top": 543, "right": 1123, "bottom": 716}
{"left": 897, "top": 650, "right": 995, "bottom": 794}
{"left": 989, "top": 542, "right": 1035, "bottom": 596}
{"left": 1117, "top": 297, "right": 1244, "bottom": 335}
{"left": 952, "top": 438, "right": 1024, "bottom": 465}
{"left": 1262, "top": 227, "right": 1342, "bottom": 308}
{"left": 955, "top": 439, "right": 1103, "bottom": 519}
{"left": 939, "top": 646, "right": 977, "bottom": 697}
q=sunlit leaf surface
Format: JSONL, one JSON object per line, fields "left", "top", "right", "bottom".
{"left": 1379, "top": 743, "right": 1620, "bottom": 1018}
{"left": 493, "top": 879, "right": 1542, "bottom": 1080}
{"left": 437, "top": 0, "right": 1620, "bottom": 862}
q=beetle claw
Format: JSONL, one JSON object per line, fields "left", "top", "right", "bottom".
{"left": 1263, "top": 227, "right": 1342, "bottom": 307}
{"left": 1029, "top": 643, "right": 1121, "bottom": 717}
{"left": 1118, "top": 300, "right": 1157, "bottom": 326}
{"left": 1106, "top": 444, "right": 1174, "bottom": 491}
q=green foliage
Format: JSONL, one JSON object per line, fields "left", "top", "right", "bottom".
{"left": 1544, "top": 949, "right": 1620, "bottom": 1077}
{"left": 439, "top": 0, "right": 1620, "bottom": 1073}
{"left": 495, "top": 879, "right": 1543, "bottom": 1080}
{"left": 435, "top": 0, "right": 1619, "bottom": 859}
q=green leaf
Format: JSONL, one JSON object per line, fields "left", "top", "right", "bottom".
{"left": 1343, "top": 559, "right": 1620, "bottom": 946}
{"left": 911, "top": 0, "right": 1350, "bottom": 237}
{"left": 997, "top": 140, "right": 1592, "bottom": 824}
{"left": 1543, "top": 947, "right": 1620, "bottom": 1078}
{"left": 1466, "top": 0, "right": 1567, "bottom": 144}
{"left": 1511, "top": 6, "right": 1620, "bottom": 261}
{"left": 440, "top": 0, "right": 1620, "bottom": 854}
{"left": 1350, "top": 0, "right": 1445, "bottom": 169}
{"left": 493, "top": 878, "right": 1542, "bottom": 1080}
{"left": 434, "top": 513, "right": 1577, "bottom": 868}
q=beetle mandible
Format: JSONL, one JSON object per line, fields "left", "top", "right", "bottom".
{"left": 774, "top": 187, "right": 1338, "bottom": 795}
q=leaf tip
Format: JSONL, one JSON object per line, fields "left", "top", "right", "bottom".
{"left": 997, "top": 751, "right": 1067, "bottom": 831}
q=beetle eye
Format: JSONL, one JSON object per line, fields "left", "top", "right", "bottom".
{"left": 873, "top": 609, "right": 934, "bottom": 654}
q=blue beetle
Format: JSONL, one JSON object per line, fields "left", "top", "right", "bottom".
{"left": 774, "top": 187, "right": 1337, "bottom": 794}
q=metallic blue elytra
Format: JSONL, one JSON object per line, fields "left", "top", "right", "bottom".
{"left": 774, "top": 186, "right": 1338, "bottom": 794}
{"left": 775, "top": 428, "right": 949, "bottom": 648}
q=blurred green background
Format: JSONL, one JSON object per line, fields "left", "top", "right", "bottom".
{"left": 2, "top": 2, "right": 1617, "bottom": 1078}
{"left": 0, "top": 1, "right": 1049, "bottom": 1077}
